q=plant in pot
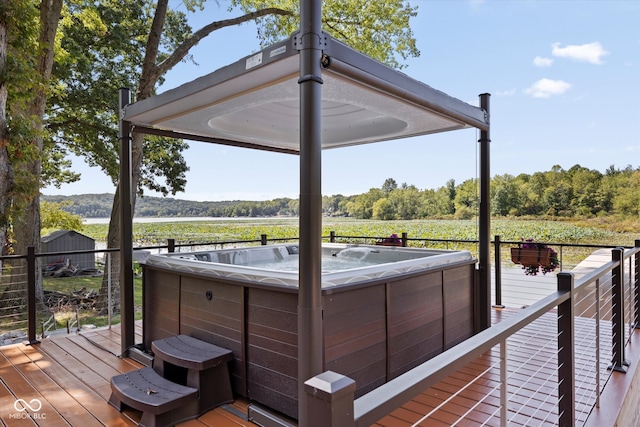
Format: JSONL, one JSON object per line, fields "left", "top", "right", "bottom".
{"left": 376, "top": 233, "right": 402, "bottom": 246}
{"left": 511, "top": 239, "right": 559, "bottom": 276}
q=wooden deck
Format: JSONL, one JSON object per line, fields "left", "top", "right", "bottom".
{"left": 2, "top": 248, "right": 639, "bottom": 427}
{"left": 2, "top": 311, "right": 637, "bottom": 426}
{"left": 0, "top": 322, "right": 252, "bottom": 426}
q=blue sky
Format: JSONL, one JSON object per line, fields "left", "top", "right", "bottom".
{"left": 44, "top": 0, "right": 640, "bottom": 202}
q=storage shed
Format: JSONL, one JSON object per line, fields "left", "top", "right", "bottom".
{"left": 41, "top": 230, "right": 96, "bottom": 269}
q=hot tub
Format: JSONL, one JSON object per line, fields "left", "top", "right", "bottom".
{"left": 142, "top": 244, "right": 477, "bottom": 419}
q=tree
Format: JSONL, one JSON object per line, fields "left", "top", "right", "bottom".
{"left": 372, "top": 197, "right": 395, "bottom": 220}
{"left": 382, "top": 178, "right": 398, "bottom": 195}
{"left": 0, "top": 0, "right": 63, "bottom": 307}
{"left": 453, "top": 178, "right": 478, "bottom": 217}
{"left": 56, "top": 1, "right": 416, "bottom": 310}
{"left": 491, "top": 174, "right": 519, "bottom": 216}
{"left": 230, "top": 0, "right": 419, "bottom": 69}
{"left": 41, "top": 201, "right": 82, "bottom": 232}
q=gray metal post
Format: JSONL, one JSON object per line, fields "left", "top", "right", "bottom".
{"left": 297, "top": 0, "right": 324, "bottom": 422}
{"left": 477, "top": 93, "right": 491, "bottom": 331}
{"left": 557, "top": 271, "right": 575, "bottom": 427}
{"left": 27, "top": 246, "right": 40, "bottom": 345}
{"left": 634, "top": 240, "right": 639, "bottom": 329}
{"left": 609, "top": 247, "right": 628, "bottom": 372}
{"left": 119, "top": 88, "right": 135, "bottom": 356}
{"left": 493, "top": 235, "right": 504, "bottom": 308}
{"left": 304, "top": 371, "right": 356, "bottom": 427}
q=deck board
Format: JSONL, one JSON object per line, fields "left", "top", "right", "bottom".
{"left": 1, "top": 307, "right": 638, "bottom": 426}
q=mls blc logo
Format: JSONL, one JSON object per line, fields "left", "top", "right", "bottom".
{"left": 11, "top": 398, "right": 46, "bottom": 419}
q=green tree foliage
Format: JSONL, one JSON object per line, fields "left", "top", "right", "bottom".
{"left": 45, "top": 163, "right": 640, "bottom": 222}
{"left": 41, "top": 200, "right": 82, "bottom": 232}
{"left": 229, "top": 0, "right": 419, "bottom": 69}
{"left": 49, "top": 0, "right": 190, "bottom": 195}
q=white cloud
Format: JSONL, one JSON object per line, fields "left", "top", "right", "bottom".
{"left": 533, "top": 56, "right": 553, "bottom": 67}
{"left": 524, "top": 78, "right": 572, "bottom": 98}
{"left": 496, "top": 89, "right": 517, "bottom": 96}
{"left": 551, "top": 42, "right": 609, "bottom": 64}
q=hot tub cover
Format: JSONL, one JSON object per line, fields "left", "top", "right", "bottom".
{"left": 123, "top": 32, "right": 489, "bottom": 153}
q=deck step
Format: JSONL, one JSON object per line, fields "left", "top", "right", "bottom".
{"left": 151, "top": 334, "right": 235, "bottom": 415}
{"left": 151, "top": 334, "right": 233, "bottom": 370}
{"left": 109, "top": 366, "right": 198, "bottom": 427}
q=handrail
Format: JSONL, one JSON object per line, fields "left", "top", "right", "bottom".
{"left": 353, "top": 288, "right": 570, "bottom": 426}
{"left": 306, "top": 242, "right": 640, "bottom": 426}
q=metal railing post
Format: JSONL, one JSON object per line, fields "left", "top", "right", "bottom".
{"left": 330, "top": 230, "right": 336, "bottom": 243}
{"left": 494, "top": 235, "right": 504, "bottom": 308}
{"left": 304, "top": 371, "right": 355, "bottom": 427}
{"left": 27, "top": 246, "right": 40, "bottom": 345}
{"left": 261, "top": 234, "right": 268, "bottom": 245}
{"left": 557, "top": 271, "right": 575, "bottom": 427}
{"left": 401, "top": 232, "right": 408, "bottom": 247}
{"left": 167, "top": 238, "right": 175, "bottom": 253}
{"left": 500, "top": 339, "right": 508, "bottom": 427}
{"left": 634, "top": 240, "right": 640, "bottom": 330}
{"left": 107, "top": 252, "right": 112, "bottom": 328}
{"left": 609, "top": 247, "right": 628, "bottom": 372}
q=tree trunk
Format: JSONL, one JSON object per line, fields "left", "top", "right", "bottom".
{"left": 0, "top": 7, "right": 17, "bottom": 313}
{"left": 99, "top": 0, "right": 169, "bottom": 312}
{"left": 98, "top": 3, "right": 292, "bottom": 312}
{"left": 10, "top": 0, "right": 63, "bottom": 309}
{"left": 0, "top": 10, "right": 14, "bottom": 247}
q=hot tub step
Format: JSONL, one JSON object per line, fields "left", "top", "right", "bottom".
{"left": 109, "top": 366, "right": 198, "bottom": 427}
{"left": 152, "top": 335, "right": 234, "bottom": 414}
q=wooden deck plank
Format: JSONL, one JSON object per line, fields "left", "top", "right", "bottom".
{"left": 35, "top": 339, "right": 118, "bottom": 402}
{"left": 0, "top": 371, "right": 37, "bottom": 427}
{"left": 187, "top": 408, "right": 253, "bottom": 427}
{"left": 0, "top": 346, "right": 70, "bottom": 426}
{"left": 1, "top": 304, "right": 637, "bottom": 427}
{"left": 1, "top": 344, "right": 101, "bottom": 426}
{"left": 19, "top": 343, "right": 137, "bottom": 427}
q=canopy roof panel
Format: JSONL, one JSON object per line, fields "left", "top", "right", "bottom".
{"left": 123, "top": 33, "right": 489, "bottom": 153}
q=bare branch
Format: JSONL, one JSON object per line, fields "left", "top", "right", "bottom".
{"left": 155, "top": 8, "right": 293, "bottom": 78}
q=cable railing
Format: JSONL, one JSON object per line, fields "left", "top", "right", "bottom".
{"left": 0, "top": 233, "right": 635, "bottom": 344}
{"left": 304, "top": 243, "right": 640, "bottom": 426}
{"left": 1, "top": 234, "right": 638, "bottom": 426}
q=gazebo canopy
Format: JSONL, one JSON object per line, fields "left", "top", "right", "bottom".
{"left": 123, "top": 32, "right": 489, "bottom": 152}
{"left": 118, "top": 30, "right": 492, "bottom": 418}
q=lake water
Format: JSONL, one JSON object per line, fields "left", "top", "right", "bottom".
{"left": 82, "top": 216, "right": 295, "bottom": 224}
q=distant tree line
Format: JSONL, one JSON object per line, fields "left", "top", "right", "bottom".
{"left": 43, "top": 164, "right": 640, "bottom": 220}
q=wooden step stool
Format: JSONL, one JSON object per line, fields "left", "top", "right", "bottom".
{"left": 109, "top": 366, "right": 198, "bottom": 427}
{"left": 152, "top": 334, "right": 234, "bottom": 415}
{"left": 109, "top": 335, "right": 233, "bottom": 426}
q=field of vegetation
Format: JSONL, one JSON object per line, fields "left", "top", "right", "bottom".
{"left": 4, "top": 217, "right": 635, "bottom": 336}
{"left": 80, "top": 217, "right": 636, "bottom": 248}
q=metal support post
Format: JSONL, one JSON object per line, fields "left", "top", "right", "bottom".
{"left": 634, "top": 240, "right": 640, "bottom": 329}
{"left": 609, "top": 247, "right": 628, "bottom": 372}
{"left": 557, "top": 272, "right": 575, "bottom": 427}
{"left": 118, "top": 87, "right": 135, "bottom": 356}
{"left": 493, "top": 235, "right": 504, "bottom": 308}
{"left": 26, "top": 246, "right": 40, "bottom": 345}
{"left": 477, "top": 93, "right": 491, "bottom": 331}
{"left": 297, "top": 0, "right": 324, "bottom": 422}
